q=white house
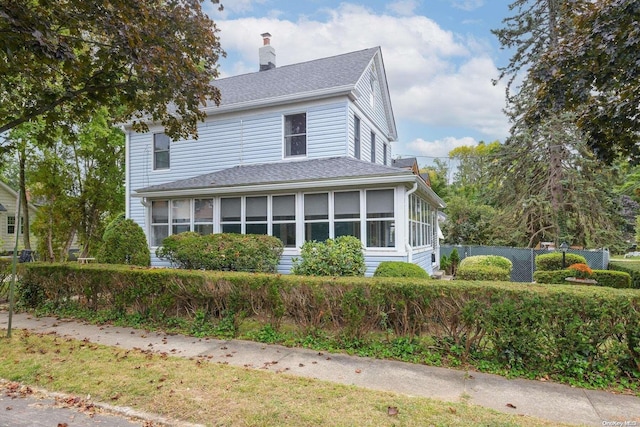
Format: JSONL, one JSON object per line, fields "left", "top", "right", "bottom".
{"left": 0, "top": 181, "right": 38, "bottom": 253}
{"left": 125, "top": 35, "right": 445, "bottom": 275}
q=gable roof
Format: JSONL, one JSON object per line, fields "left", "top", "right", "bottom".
{"left": 202, "top": 47, "right": 397, "bottom": 140}
{"left": 136, "top": 157, "right": 412, "bottom": 194}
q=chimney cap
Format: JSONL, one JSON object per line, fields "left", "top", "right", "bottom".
{"left": 261, "top": 32, "right": 272, "bottom": 44}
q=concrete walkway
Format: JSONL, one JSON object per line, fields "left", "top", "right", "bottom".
{"left": 1, "top": 311, "right": 640, "bottom": 426}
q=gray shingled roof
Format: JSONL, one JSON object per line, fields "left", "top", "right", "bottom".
{"left": 392, "top": 157, "right": 417, "bottom": 169}
{"left": 136, "top": 157, "right": 412, "bottom": 193}
{"left": 206, "top": 47, "right": 380, "bottom": 109}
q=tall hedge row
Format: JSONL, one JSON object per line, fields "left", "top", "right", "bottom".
{"left": 17, "top": 263, "right": 640, "bottom": 386}
{"left": 609, "top": 262, "right": 640, "bottom": 289}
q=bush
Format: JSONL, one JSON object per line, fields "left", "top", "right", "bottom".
{"left": 456, "top": 255, "right": 512, "bottom": 281}
{"left": 567, "top": 263, "right": 593, "bottom": 279}
{"left": 535, "top": 252, "right": 587, "bottom": 271}
{"left": 609, "top": 262, "right": 640, "bottom": 289}
{"left": 291, "top": 235, "right": 365, "bottom": 276}
{"left": 449, "top": 248, "right": 460, "bottom": 275}
{"left": 18, "top": 262, "right": 640, "bottom": 389}
{"left": 96, "top": 217, "right": 150, "bottom": 266}
{"left": 534, "top": 269, "right": 632, "bottom": 289}
{"left": 373, "top": 261, "right": 430, "bottom": 279}
{"left": 440, "top": 254, "right": 452, "bottom": 275}
{"left": 156, "top": 232, "right": 283, "bottom": 273}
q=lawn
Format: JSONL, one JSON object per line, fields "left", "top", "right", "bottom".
{"left": 0, "top": 330, "right": 568, "bottom": 427}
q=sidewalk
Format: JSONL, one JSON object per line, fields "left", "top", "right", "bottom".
{"left": 2, "top": 310, "right": 640, "bottom": 426}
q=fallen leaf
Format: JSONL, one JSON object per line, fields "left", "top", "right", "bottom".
{"left": 355, "top": 369, "right": 361, "bottom": 374}
{"left": 387, "top": 406, "right": 398, "bottom": 416}
{"left": 506, "top": 403, "right": 517, "bottom": 409}
{"left": 448, "top": 407, "right": 457, "bottom": 414}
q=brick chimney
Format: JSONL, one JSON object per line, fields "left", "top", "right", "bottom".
{"left": 259, "top": 33, "right": 276, "bottom": 71}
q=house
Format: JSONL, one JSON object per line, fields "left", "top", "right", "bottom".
{"left": 0, "top": 181, "right": 38, "bottom": 253}
{"left": 125, "top": 34, "right": 445, "bottom": 275}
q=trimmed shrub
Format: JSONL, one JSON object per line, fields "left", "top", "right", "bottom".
{"left": 291, "top": 235, "right": 365, "bottom": 276}
{"left": 18, "top": 262, "right": 640, "bottom": 389}
{"left": 535, "top": 252, "right": 587, "bottom": 271}
{"left": 373, "top": 261, "right": 430, "bottom": 279}
{"left": 609, "top": 262, "right": 640, "bottom": 289}
{"left": 534, "top": 269, "right": 632, "bottom": 289}
{"left": 456, "top": 255, "right": 512, "bottom": 281}
{"left": 96, "top": 217, "right": 150, "bottom": 266}
{"left": 567, "top": 263, "right": 593, "bottom": 279}
{"left": 156, "top": 232, "right": 283, "bottom": 273}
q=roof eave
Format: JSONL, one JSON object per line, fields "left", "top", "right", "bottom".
{"left": 133, "top": 173, "right": 415, "bottom": 198}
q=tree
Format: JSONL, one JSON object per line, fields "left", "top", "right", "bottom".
{"left": 419, "top": 159, "right": 449, "bottom": 200}
{"left": 27, "top": 109, "right": 125, "bottom": 260}
{"left": 0, "top": 0, "right": 224, "bottom": 140}
{"left": 531, "top": 0, "right": 640, "bottom": 163}
{"left": 448, "top": 141, "right": 501, "bottom": 199}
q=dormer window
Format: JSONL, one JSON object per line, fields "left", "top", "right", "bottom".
{"left": 284, "top": 113, "right": 306, "bottom": 157}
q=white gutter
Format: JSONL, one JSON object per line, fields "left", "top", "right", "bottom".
{"left": 405, "top": 182, "right": 418, "bottom": 263}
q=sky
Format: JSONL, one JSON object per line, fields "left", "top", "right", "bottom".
{"left": 203, "top": 0, "right": 514, "bottom": 169}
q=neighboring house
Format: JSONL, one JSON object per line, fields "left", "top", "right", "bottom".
{"left": 125, "top": 34, "right": 445, "bottom": 275}
{"left": 0, "top": 181, "right": 38, "bottom": 253}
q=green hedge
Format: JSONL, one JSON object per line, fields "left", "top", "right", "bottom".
{"left": 292, "top": 236, "right": 365, "bottom": 276}
{"left": 373, "top": 261, "right": 430, "bottom": 278}
{"left": 18, "top": 262, "right": 640, "bottom": 388}
{"left": 609, "top": 262, "right": 640, "bottom": 289}
{"left": 156, "top": 232, "right": 283, "bottom": 273}
{"left": 534, "top": 269, "right": 632, "bottom": 288}
{"left": 456, "top": 255, "right": 512, "bottom": 281}
{"left": 535, "top": 252, "right": 587, "bottom": 271}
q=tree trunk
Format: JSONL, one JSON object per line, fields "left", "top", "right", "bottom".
{"left": 19, "top": 147, "right": 31, "bottom": 250}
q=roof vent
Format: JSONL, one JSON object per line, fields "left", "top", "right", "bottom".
{"left": 259, "top": 32, "right": 276, "bottom": 71}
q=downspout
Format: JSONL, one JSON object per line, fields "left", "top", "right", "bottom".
{"left": 405, "top": 182, "right": 418, "bottom": 263}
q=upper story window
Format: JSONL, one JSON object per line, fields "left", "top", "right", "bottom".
{"left": 354, "top": 115, "right": 361, "bottom": 160}
{"left": 284, "top": 113, "right": 306, "bottom": 157}
{"left": 370, "top": 132, "right": 376, "bottom": 163}
{"left": 153, "top": 133, "right": 170, "bottom": 170}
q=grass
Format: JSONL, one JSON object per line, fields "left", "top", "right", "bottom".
{"left": 0, "top": 329, "right": 568, "bottom": 427}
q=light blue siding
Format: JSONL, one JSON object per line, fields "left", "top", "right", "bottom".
{"left": 353, "top": 61, "right": 390, "bottom": 139}
{"left": 412, "top": 249, "right": 435, "bottom": 275}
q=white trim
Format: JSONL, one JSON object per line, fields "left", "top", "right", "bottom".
{"left": 124, "top": 127, "right": 131, "bottom": 218}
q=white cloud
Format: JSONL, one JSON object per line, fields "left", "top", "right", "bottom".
{"left": 451, "top": 0, "right": 484, "bottom": 11}
{"left": 386, "top": 0, "right": 419, "bottom": 16}
{"left": 406, "top": 136, "right": 479, "bottom": 158}
{"left": 213, "top": 2, "right": 509, "bottom": 142}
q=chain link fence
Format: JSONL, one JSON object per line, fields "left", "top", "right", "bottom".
{"left": 440, "top": 245, "right": 610, "bottom": 283}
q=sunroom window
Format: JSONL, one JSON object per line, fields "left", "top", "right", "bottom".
{"left": 171, "top": 199, "right": 190, "bottom": 235}
{"left": 304, "top": 193, "right": 329, "bottom": 241}
{"left": 221, "top": 197, "right": 241, "bottom": 233}
{"left": 366, "top": 189, "right": 394, "bottom": 247}
{"left": 194, "top": 198, "right": 214, "bottom": 235}
{"left": 246, "top": 196, "right": 268, "bottom": 235}
{"left": 272, "top": 195, "right": 296, "bottom": 247}
{"left": 334, "top": 191, "right": 360, "bottom": 239}
{"left": 151, "top": 200, "right": 169, "bottom": 246}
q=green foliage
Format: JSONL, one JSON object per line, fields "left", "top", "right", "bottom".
{"left": 291, "top": 236, "right": 365, "bottom": 276}
{"left": 156, "top": 232, "right": 283, "bottom": 273}
{"left": 534, "top": 269, "right": 632, "bottom": 289}
{"left": 609, "top": 262, "right": 640, "bottom": 289}
{"left": 442, "top": 196, "right": 497, "bottom": 245}
{"left": 456, "top": 256, "right": 512, "bottom": 281}
{"left": 0, "top": 0, "right": 224, "bottom": 139}
{"left": 96, "top": 217, "right": 150, "bottom": 266}
{"left": 440, "top": 254, "right": 452, "bottom": 275}
{"left": 373, "top": 262, "right": 429, "bottom": 279}
{"left": 19, "top": 262, "right": 640, "bottom": 389}
{"left": 535, "top": 252, "right": 587, "bottom": 271}
{"left": 449, "top": 248, "right": 460, "bottom": 275}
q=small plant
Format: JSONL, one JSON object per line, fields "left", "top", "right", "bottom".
{"left": 567, "top": 263, "right": 593, "bottom": 279}
{"left": 440, "top": 254, "right": 452, "bottom": 275}
{"left": 449, "top": 248, "right": 460, "bottom": 275}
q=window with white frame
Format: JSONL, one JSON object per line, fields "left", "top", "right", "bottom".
{"left": 284, "top": 113, "right": 306, "bottom": 157}
{"left": 370, "top": 132, "right": 376, "bottom": 163}
{"left": 171, "top": 199, "right": 190, "bottom": 235}
{"left": 151, "top": 200, "right": 169, "bottom": 246}
{"left": 304, "top": 193, "right": 329, "bottom": 242}
{"left": 334, "top": 191, "right": 360, "bottom": 239}
{"left": 194, "top": 198, "right": 214, "bottom": 235}
{"left": 354, "top": 115, "right": 361, "bottom": 159}
{"left": 272, "top": 195, "right": 296, "bottom": 247}
{"left": 246, "top": 196, "right": 268, "bottom": 235}
{"left": 153, "top": 133, "right": 170, "bottom": 170}
{"left": 366, "top": 189, "right": 394, "bottom": 247}
{"left": 221, "top": 197, "right": 241, "bottom": 233}
{"left": 7, "top": 215, "right": 23, "bottom": 234}
{"left": 409, "top": 194, "right": 433, "bottom": 247}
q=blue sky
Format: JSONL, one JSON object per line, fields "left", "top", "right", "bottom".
{"left": 204, "top": 1, "right": 514, "bottom": 168}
